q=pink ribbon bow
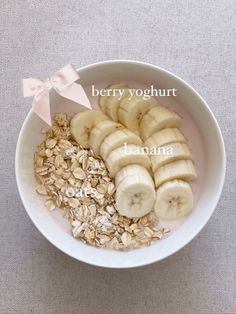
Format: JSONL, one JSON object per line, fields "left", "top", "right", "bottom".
{"left": 22, "top": 64, "right": 91, "bottom": 126}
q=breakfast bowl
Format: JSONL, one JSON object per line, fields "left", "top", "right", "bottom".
{"left": 15, "top": 60, "right": 226, "bottom": 268}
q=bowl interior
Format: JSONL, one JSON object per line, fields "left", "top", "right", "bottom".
{"left": 15, "top": 61, "right": 225, "bottom": 268}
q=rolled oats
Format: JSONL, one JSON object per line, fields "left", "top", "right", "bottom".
{"left": 73, "top": 168, "right": 86, "bottom": 180}
{"left": 45, "top": 199, "right": 56, "bottom": 211}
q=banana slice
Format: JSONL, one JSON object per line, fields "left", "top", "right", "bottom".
{"left": 140, "top": 106, "right": 181, "bottom": 140}
{"left": 145, "top": 127, "right": 187, "bottom": 148}
{"left": 99, "top": 83, "right": 129, "bottom": 121}
{"left": 154, "top": 180, "right": 193, "bottom": 220}
{"left": 99, "top": 82, "right": 127, "bottom": 112}
{"left": 70, "top": 110, "right": 109, "bottom": 147}
{"left": 106, "top": 144, "right": 151, "bottom": 178}
{"left": 99, "top": 84, "right": 122, "bottom": 112}
{"left": 115, "top": 164, "right": 154, "bottom": 187}
{"left": 116, "top": 174, "right": 155, "bottom": 218}
{"left": 100, "top": 129, "right": 143, "bottom": 160}
{"left": 106, "top": 89, "right": 130, "bottom": 122}
{"left": 150, "top": 143, "right": 192, "bottom": 172}
{"left": 89, "top": 120, "right": 124, "bottom": 155}
{"left": 118, "top": 94, "right": 158, "bottom": 133}
{"left": 154, "top": 159, "right": 197, "bottom": 188}
{"left": 99, "top": 92, "right": 107, "bottom": 112}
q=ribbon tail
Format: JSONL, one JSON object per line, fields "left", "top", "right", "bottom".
{"left": 57, "top": 83, "right": 92, "bottom": 109}
{"left": 32, "top": 90, "right": 52, "bottom": 126}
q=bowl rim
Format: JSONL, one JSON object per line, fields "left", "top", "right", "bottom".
{"left": 15, "top": 59, "right": 226, "bottom": 268}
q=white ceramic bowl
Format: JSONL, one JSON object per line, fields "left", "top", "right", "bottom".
{"left": 15, "top": 60, "right": 226, "bottom": 268}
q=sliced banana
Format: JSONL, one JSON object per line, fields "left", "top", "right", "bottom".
{"left": 154, "top": 159, "right": 197, "bottom": 188}
{"left": 106, "top": 89, "right": 130, "bottom": 122}
{"left": 99, "top": 83, "right": 124, "bottom": 112}
{"left": 106, "top": 144, "right": 151, "bottom": 178}
{"left": 118, "top": 94, "right": 158, "bottom": 133}
{"left": 100, "top": 129, "right": 143, "bottom": 160}
{"left": 116, "top": 174, "right": 155, "bottom": 218}
{"left": 70, "top": 110, "right": 109, "bottom": 147}
{"left": 154, "top": 180, "right": 193, "bottom": 220}
{"left": 145, "top": 127, "right": 187, "bottom": 148}
{"left": 89, "top": 120, "right": 124, "bottom": 155}
{"left": 99, "top": 83, "right": 129, "bottom": 121}
{"left": 115, "top": 164, "right": 154, "bottom": 187}
{"left": 150, "top": 142, "right": 192, "bottom": 172}
{"left": 140, "top": 106, "right": 181, "bottom": 140}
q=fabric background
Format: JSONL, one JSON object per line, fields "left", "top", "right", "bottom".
{"left": 0, "top": 1, "right": 235, "bottom": 313}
